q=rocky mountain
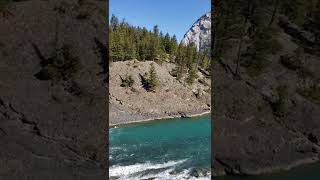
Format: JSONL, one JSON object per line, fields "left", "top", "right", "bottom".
{"left": 181, "top": 12, "right": 211, "bottom": 53}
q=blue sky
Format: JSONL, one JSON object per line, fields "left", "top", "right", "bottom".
{"left": 109, "top": 0, "right": 211, "bottom": 42}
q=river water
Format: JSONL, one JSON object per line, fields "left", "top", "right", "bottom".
{"left": 109, "top": 114, "right": 211, "bottom": 179}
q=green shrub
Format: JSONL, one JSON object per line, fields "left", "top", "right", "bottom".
{"left": 241, "top": 28, "right": 282, "bottom": 77}
{"left": 120, "top": 74, "right": 135, "bottom": 87}
{"left": 144, "top": 63, "right": 160, "bottom": 92}
{"left": 186, "top": 66, "right": 199, "bottom": 85}
{"left": 200, "top": 55, "right": 211, "bottom": 70}
{"left": 34, "top": 44, "right": 80, "bottom": 82}
{"left": 170, "top": 64, "right": 186, "bottom": 81}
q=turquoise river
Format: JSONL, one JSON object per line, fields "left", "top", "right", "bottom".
{"left": 109, "top": 114, "right": 211, "bottom": 179}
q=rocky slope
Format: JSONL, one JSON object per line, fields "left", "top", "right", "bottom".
{"left": 212, "top": 13, "right": 320, "bottom": 177}
{"left": 181, "top": 12, "right": 211, "bottom": 53}
{"left": 109, "top": 60, "right": 211, "bottom": 126}
{"left": 0, "top": 0, "right": 107, "bottom": 179}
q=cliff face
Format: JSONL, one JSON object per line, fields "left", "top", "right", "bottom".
{"left": 181, "top": 12, "right": 211, "bottom": 53}
{"left": 0, "top": 0, "right": 107, "bottom": 179}
{"left": 212, "top": 3, "right": 320, "bottom": 177}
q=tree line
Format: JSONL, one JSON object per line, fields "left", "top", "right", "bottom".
{"left": 109, "top": 14, "right": 210, "bottom": 85}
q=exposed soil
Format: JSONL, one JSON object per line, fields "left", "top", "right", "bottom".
{"left": 109, "top": 60, "right": 211, "bottom": 126}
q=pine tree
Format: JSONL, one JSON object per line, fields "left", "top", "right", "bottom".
{"left": 175, "top": 63, "right": 184, "bottom": 81}
{"left": 146, "top": 63, "right": 160, "bottom": 92}
{"left": 124, "top": 37, "right": 136, "bottom": 60}
{"left": 110, "top": 30, "right": 124, "bottom": 61}
{"left": 109, "top": 14, "right": 206, "bottom": 81}
{"left": 186, "top": 64, "right": 198, "bottom": 85}
{"left": 201, "top": 55, "right": 210, "bottom": 70}
{"left": 121, "top": 74, "right": 135, "bottom": 87}
{"left": 110, "top": 14, "right": 119, "bottom": 31}
{"left": 164, "top": 33, "right": 171, "bottom": 53}
{"left": 153, "top": 25, "right": 159, "bottom": 37}
{"left": 169, "top": 35, "right": 178, "bottom": 56}
{"left": 185, "top": 44, "right": 195, "bottom": 68}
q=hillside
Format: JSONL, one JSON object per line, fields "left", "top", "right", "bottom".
{"left": 109, "top": 60, "right": 211, "bottom": 126}
{"left": 0, "top": 0, "right": 107, "bottom": 179}
{"left": 212, "top": 0, "right": 320, "bottom": 176}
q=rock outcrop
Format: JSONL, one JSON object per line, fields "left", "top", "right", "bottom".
{"left": 0, "top": 0, "right": 107, "bottom": 179}
{"left": 181, "top": 12, "right": 211, "bottom": 53}
{"left": 212, "top": 13, "right": 320, "bottom": 177}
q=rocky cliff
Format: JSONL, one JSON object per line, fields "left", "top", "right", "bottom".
{"left": 212, "top": 4, "right": 320, "bottom": 177}
{"left": 181, "top": 12, "right": 211, "bottom": 53}
{"left": 0, "top": 0, "right": 107, "bottom": 179}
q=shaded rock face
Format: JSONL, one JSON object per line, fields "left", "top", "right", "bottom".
{"left": 212, "top": 14, "right": 320, "bottom": 176}
{"left": 0, "top": 0, "right": 107, "bottom": 179}
{"left": 181, "top": 12, "right": 211, "bottom": 53}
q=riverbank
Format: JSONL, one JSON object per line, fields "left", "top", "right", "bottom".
{"left": 213, "top": 156, "right": 319, "bottom": 177}
{"left": 215, "top": 162, "right": 320, "bottom": 180}
{"left": 109, "top": 110, "right": 210, "bottom": 128}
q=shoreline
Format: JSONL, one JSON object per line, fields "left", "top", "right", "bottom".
{"left": 213, "top": 156, "right": 320, "bottom": 177}
{"left": 109, "top": 110, "right": 211, "bottom": 128}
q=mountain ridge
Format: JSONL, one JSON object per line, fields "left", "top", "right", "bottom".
{"left": 181, "top": 12, "right": 211, "bottom": 54}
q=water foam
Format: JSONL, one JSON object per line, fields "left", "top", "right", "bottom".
{"left": 109, "top": 159, "right": 185, "bottom": 178}
{"left": 141, "top": 168, "right": 211, "bottom": 180}
{"left": 109, "top": 159, "right": 210, "bottom": 180}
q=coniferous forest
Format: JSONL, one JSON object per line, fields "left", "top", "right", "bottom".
{"left": 109, "top": 15, "right": 211, "bottom": 85}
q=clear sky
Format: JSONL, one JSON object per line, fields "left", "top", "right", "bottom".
{"left": 109, "top": 0, "right": 211, "bottom": 42}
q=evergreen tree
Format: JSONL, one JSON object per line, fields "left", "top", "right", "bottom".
{"left": 110, "top": 30, "right": 124, "bottom": 61}
{"left": 149, "top": 38, "right": 158, "bottom": 61}
{"left": 164, "top": 33, "right": 171, "bottom": 53}
{"left": 201, "top": 55, "right": 210, "bottom": 70}
{"left": 110, "top": 14, "right": 119, "bottom": 31}
{"left": 159, "top": 31, "right": 164, "bottom": 38}
{"left": 124, "top": 38, "right": 136, "bottom": 60}
{"left": 175, "top": 63, "right": 184, "bottom": 81}
{"left": 169, "top": 35, "right": 178, "bottom": 56}
{"left": 145, "top": 63, "right": 160, "bottom": 92}
{"left": 109, "top": 15, "right": 209, "bottom": 80}
{"left": 186, "top": 64, "right": 198, "bottom": 85}
{"left": 121, "top": 74, "right": 135, "bottom": 87}
{"left": 153, "top": 25, "right": 159, "bottom": 37}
